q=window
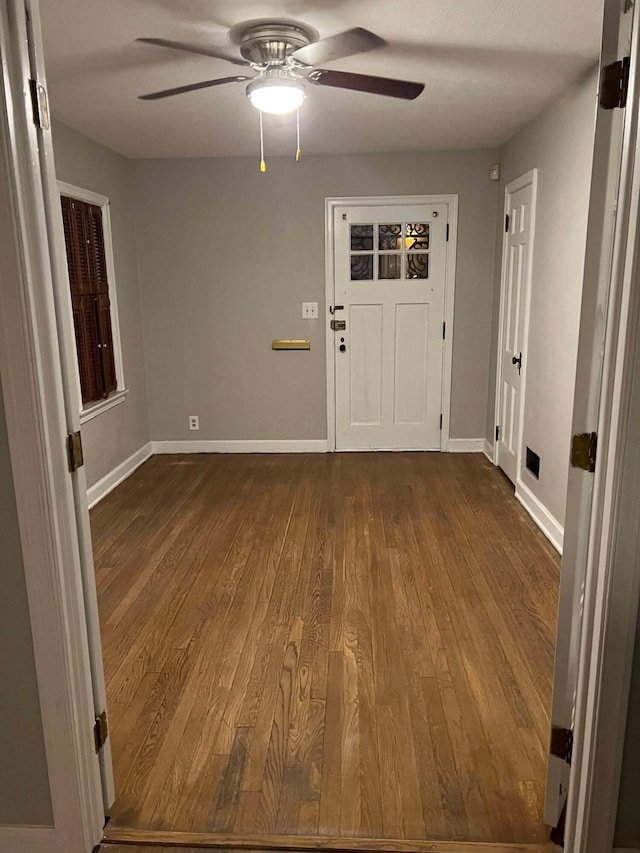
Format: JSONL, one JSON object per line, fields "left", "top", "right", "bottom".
{"left": 59, "top": 189, "right": 124, "bottom": 414}
{"left": 349, "top": 221, "right": 430, "bottom": 281}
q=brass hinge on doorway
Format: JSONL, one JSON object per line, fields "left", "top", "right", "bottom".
{"left": 550, "top": 726, "right": 573, "bottom": 766}
{"left": 570, "top": 432, "right": 597, "bottom": 473}
{"left": 94, "top": 710, "right": 109, "bottom": 753}
{"left": 599, "top": 57, "right": 630, "bottom": 110}
{"left": 66, "top": 431, "right": 84, "bottom": 473}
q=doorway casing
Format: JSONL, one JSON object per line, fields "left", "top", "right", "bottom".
{"left": 324, "top": 195, "right": 459, "bottom": 453}
{"left": 2, "top": 0, "right": 640, "bottom": 848}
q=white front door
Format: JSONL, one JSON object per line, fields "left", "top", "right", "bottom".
{"left": 334, "top": 203, "right": 447, "bottom": 451}
{"left": 496, "top": 174, "right": 536, "bottom": 483}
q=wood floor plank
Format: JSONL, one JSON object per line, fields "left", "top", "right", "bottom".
{"left": 93, "top": 453, "right": 559, "bottom": 845}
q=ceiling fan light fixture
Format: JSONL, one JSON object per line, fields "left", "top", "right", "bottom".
{"left": 247, "top": 77, "right": 305, "bottom": 115}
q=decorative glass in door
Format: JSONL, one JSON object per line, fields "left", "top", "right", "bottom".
{"left": 349, "top": 222, "right": 430, "bottom": 281}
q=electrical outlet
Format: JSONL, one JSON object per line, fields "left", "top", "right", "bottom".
{"left": 302, "top": 301, "right": 318, "bottom": 319}
{"left": 189, "top": 415, "right": 199, "bottom": 431}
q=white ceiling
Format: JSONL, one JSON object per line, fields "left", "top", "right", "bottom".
{"left": 39, "top": 0, "right": 604, "bottom": 159}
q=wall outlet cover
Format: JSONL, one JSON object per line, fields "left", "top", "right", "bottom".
{"left": 189, "top": 415, "right": 199, "bottom": 431}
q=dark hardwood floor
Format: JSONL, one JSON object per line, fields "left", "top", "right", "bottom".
{"left": 91, "top": 453, "right": 559, "bottom": 846}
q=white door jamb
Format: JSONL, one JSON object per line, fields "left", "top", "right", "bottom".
{"left": 0, "top": 0, "right": 105, "bottom": 850}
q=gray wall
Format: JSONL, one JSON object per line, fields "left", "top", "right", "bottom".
{"left": 486, "top": 68, "right": 598, "bottom": 526}
{"left": 615, "top": 620, "right": 640, "bottom": 849}
{"left": 0, "top": 382, "right": 53, "bottom": 826}
{"left": 52, "top": 121, "right": 150, "bottom": 488}
{"left": 133, "top": 150, "right": 499, "bottom": 443}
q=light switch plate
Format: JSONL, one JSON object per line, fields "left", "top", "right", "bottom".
{"left": 302, "top": 302, "right": 318, "bottom": 319}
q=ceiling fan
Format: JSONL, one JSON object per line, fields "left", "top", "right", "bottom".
{"left": 137, "top": 21, "right": 425, "bottom": 114}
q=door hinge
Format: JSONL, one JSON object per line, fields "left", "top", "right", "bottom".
{"left": 495, "top": 425, "right": 501, "bottom": 442}
{"left": 439, "top": 413, "right": 443, "bottom": 430}
{"left": 550, "top": 726, "right": 573, "bottom": 766}
{"left": 66, "top": 431, "right": 84, "bottom": 473}
{"left": 599, "top": 57, "right": 630, "bottom": 110}
{"left": 29, "top": 79, "right": 50, "bottom": 130}
{"left": 446, "top": 223, "right": 450, "bottom": 242}
{"left": 570, "top": 432, "right": 597, "bottom": 473}
{"left": 505, "top": 214, "right": 510, "bottom": 233}
{"left": 94, "top": 710, "right": 109, "bottom": 753}
{"left": 442, "top": 321, "right": 446, "bottom": 340}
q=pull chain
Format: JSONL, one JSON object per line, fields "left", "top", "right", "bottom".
{"left": 295, "top": 107, "right": 302, "bottom": 162}
{"left": 259, "top": 110, "right": 266, "bottom": 172}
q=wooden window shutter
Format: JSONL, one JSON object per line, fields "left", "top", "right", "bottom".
{"left": 75, "top": 294, "right": 103, "bottom": 403}
{"left": 61, "top": 194, "right": 117, "bottom": 404}
{"left": 86, "top": 204, "right": 110, "bottom": 294}
{"left": 61, "top": 195, "right": 92, "bottom": 294}
{"left": 96, "top": 294, "right": 117, "bottom": 395}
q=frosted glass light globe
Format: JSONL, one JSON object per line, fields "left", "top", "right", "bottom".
{"left": 247, "top": 80, "right": 305, "bottom": 115}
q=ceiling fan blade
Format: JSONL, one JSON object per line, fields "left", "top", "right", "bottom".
{"left": 308, "top": 69, "right": 424, "bottom": 100}
{"left": 292, "top": 27, "right": 385, "bottom": 66}
{"left": 136, "top": 37, "right": 249, "bottom": 66}
{"left": 139, "top": 75, "right": 251, "bottom": 100}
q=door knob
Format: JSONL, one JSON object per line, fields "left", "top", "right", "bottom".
{"left": 339, "top": 344, "right": 346, "bottom": 352}
{"left": 512, "top": 352, "right": 522, "bottom": 372}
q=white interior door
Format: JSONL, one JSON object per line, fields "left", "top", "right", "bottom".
{"left": 496, "top": 173, "right": 536, "bottom": 483}
{"left": 334, "top": 203, "right": 447, "bottom": 450}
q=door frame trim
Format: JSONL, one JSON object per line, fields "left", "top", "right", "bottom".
{"left": 1, "top": 0, "right": 636, "bottom": 849}
{"left": 493, "top": 169, "right": 538, "bottom": 477}
{"left": 0, "top": 0, "right": 104, "bottom": 848}
{"left": 324, "top": 194, "right": 459, "bottom": 452}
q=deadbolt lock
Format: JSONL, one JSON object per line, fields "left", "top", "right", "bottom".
{"left": 331, "top": 319, "right": 346, "bottom": 331}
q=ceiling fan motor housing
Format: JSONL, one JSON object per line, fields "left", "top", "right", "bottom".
{"left": 239, "top": 22, "right": 315, "bottom": 65}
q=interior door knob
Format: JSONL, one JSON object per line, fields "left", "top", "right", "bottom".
{"left": 339, "top": 344, "right": 346, "bottom": 352}
{"left": 512, "top": 352, "right": 522, "bottom": 372}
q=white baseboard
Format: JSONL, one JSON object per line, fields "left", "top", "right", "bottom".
{"left": 151, "top": 439, "right": 329, "bottom": 454}
{"left": 447, "top": 438, "right": 485, "bottom": 453}
{"left": 87, "top": 441, "right": 153, "bottom": 508}
{"left": 0, "top": 826, "right": 58, "bottom": 853}
{"left": 515, "top": 479, "right": 564, "bottom": 554}
{"left": 483, "top": 438, "right": 495, "bottom": 463}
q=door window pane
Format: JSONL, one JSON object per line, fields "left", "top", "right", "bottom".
{"left": 379, "top": 254, "right": 402, "bottom": 280}
{"left": 406, "top": 253, "right": 429, "bottom": 279}
{"left": 351, "top": 255, "right": 374, "bottom": 280}
{"left": 379, "top": 224, "right": 402, "bottom": 251}
{"left": 405, "top": 223, "right": 429, "bottom": 251}
{"left": 351, "top": 224, "right": 374, "bottom": 251}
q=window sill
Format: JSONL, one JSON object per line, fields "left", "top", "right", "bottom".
{"left": 80, "top": 389, "right": 128, "bottom": 424}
